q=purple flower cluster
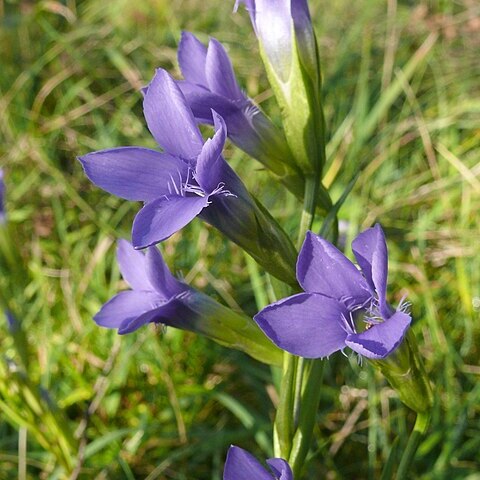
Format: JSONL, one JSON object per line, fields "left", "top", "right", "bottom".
{"left": 80, "top": 66, "right": 298, "bottom": 285}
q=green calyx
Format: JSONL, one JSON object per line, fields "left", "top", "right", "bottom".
{"left": 177, "top": 291, "right": 283, "bottom": 367}
{"left": 371, "top": 330, "right": 434, "bottom": 414}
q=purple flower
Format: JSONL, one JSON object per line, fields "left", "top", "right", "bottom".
{"left": 80, "top": 69, "right": 236, "bottom": 249}
{"left": 94, "top": 240, "right": 283, "bottom": 365}
{"left": 176, "top": 32, "right": 297, "bottom": 177}
{"left": 79, "top": 69, "right": 297, "bottom": 285}
{"left": 95, "top": 239, "right": 188, "bottom": 334}
{"left": 254, "top": 225, "right": 411, "bottom": 360}
{"left": 224, "top": 445, "right": 293, "bottom": 480}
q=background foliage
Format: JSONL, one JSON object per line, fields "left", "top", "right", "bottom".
{"left": 1, "top": 0, "right": 479, "bottom": 478}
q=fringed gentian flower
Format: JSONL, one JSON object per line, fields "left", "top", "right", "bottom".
{"left": 81, "top": 69, "right": 234, "bottom": 249}
{"left": 95, "top": 239, "right": 187, "bottom": 335}
{"left": 79, "top": 69, "right": 297, "bottom": 285}
{"left": 235, "top": 0, "right": 325, "bottom": 176}
{"left": 95, "top": 240, "right": 283, "bottom": 365}
{"left": 176, "top": 32, "right": 297, "bottom": 177}
{"left": 254, "top": 225, "right": 411, "bottom": 360}
{"left": 224, "top": 445, "right": 293, "bottom": 480}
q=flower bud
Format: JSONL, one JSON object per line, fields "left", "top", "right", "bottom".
{"left": 236, "top": 0, "right": 325, "bottom": 176}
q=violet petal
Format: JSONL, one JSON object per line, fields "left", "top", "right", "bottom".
{"left": 223, "top": 446, "right": 273, "bottom": 480}
{"left": 79, "top": 147, "right": 187, "bottom": 202}
{"left": 266, "top": 458, "right": 294, "bottom": 480}
{"left": 206, "top": 38, "right": 245, "bottom": 102}
{"left": 178, "top": 32, "right": 208, "bottom": 86}
{"left": 253, "top": 0, "right": 292, "bottom": 81}
{"left": 117, "top": 239, "right": 152, "bottom": 291}
{"left": 118, "top": 298, "right": 184, "bottom": 334}
{"left": 132, "top": 194, "right": 209, "bottom": 248}
{"left": 352, "top": 224, "right": 389, "bottom": 315}
{"left": 345, "top": 311, "right": 412, "bottom": 359}
{"left": 143, "top": 69, "right": 203, "bottom": 159}
{"left": 94, "top": 290, "right": 160, "bottom": 329}
{"left": 297, "top": 231, "right": 371, "bottom": 306}
{"left": 254, "top": 292, "right": 348, "bottom": 359}
{"left": 195, "top": 111, "right": 227, "bottom": 193}
{"left": 178, "top": 80, "right": 241, "bottom": 124}
{"left": 145, "top": 247, "right": 186, "bottom": 298}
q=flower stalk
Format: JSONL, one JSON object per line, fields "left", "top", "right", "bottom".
{"left": 396, "top": 411, "right": 431, "bottom": 480}
{"left": 289, "top": 359, "right": 325, "bottom": 477}
{"left": 274, "top": 353, "right": 297, "bottom": 458}
{"left": 274, "top": 173, "right": 323, "bottom": 466}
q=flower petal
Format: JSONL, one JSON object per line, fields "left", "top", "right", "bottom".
{"left": 143, "top": 69, "right": 203, "bottom": 159}
{"left": 118, "top": 298, "right": 184, "bottom": 334}
{"left": 223, "top": 446, "right": 272, "bottom": 480}
{"left": 177, "top": 81, "right": 239, "bottom": 124}
{"left": 132, "top": 194, "right": 209, "bottom": 248}
{"left": 297, "top": 231, "right": 371, "bottom": 306}
{"left": 195, "top": 111, "right": 227, "bottom": 193}
{"left": 145, "top": 246, "right": 186, "bottom": 298}
{"left": 116, "top": 239, "right": 151, "bottom": 291}
{"left": 266, "top": 458, "right": 294, "bottom": 480}
{"left": 94, "top": 290, "right": 161, "bottom": 329}
{"left": 178, "top": 81, "right": 289, "bottom": 172}
{"left": 79, "top": 147, "right": 187, "bottom": 201}
{"left": 206, "top": 38, "right": 245, "bottom": 102}
{"left": 352, "top": 224, "right": 389, "bottom": 314}
{"left": 345, "top": 311, "right": 411, "bottom": 359}
{"left": 254, "top": 292, "right": 348, "bottom": 359}
{"left": 178, "top": 31, "right": 208, "bottom": 86}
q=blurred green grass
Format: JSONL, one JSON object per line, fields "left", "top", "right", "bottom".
{"left": 0, "top": 0, "right": 479, "bottom": 478}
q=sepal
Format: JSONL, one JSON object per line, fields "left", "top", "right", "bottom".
{"left": 371, "top": 330, "right": 433, "bottom": 413}
{"left": 174, "top": 291, "right": 283, "bottom": 366}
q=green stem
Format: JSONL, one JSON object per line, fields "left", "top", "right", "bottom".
{"left": 274, "top": 175, "right": 319, "bottom": 459}
{"left": 292, "top": 357, "right": 305, "bottom": 429}
{"left": 289, "top": 360, "right": 325, "bottom": 477}
{"left": 296, "top": 176, "right": 319, "bottom": 249}
{"left": 277, "top": 175, "right": 321, "bottom": 471}
{"left": 396, "top": 412, "right": 430, "bottom": 480}
{"left": 274, "top": 353, "right": 297, "bottom": 458}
